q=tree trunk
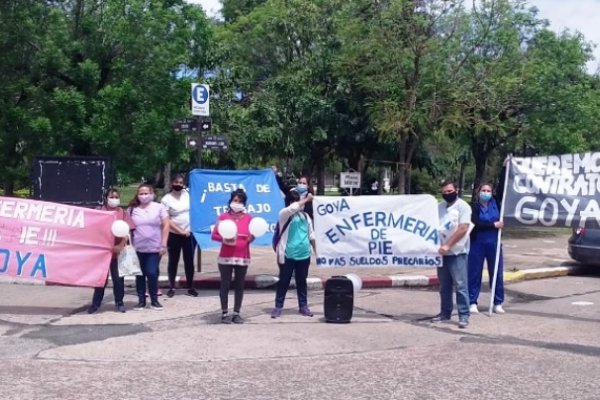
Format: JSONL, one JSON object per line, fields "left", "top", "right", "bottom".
{"left": 164, "top": 163, "right": 172, "bottom": 188}
{"left": 397, "top": 138, "right": 407, "bottom": 194}
{"left": 316, "top": 163, "right": 325, "bottom": 196}
{"left": 458, "top": 160, "right": 466, "bottom": 196}
{"left": 472, "top": 153, "right": 487, "bottom": 200}
{"left": 3, "top": 179, "right": 14, "bottom": 197}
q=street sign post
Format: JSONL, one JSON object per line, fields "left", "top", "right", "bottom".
{"left": 174, "top": 118, "right": 199, "bottom": 133}
{"left": 340, "top": 171, "right": 361, "bottom": 196}
{"left": 191, "top": 83, "right": 210, "bottom": 116}
{"left": 202, "top": 135, "right": 229, "bottom": 151}
{"left": 198, "top": 118, "right": 212, "bottom": 132}
{"left": 174, "top": 118, "right": 212, "bottom": 134}
{"left": 185, "top": 135, "right": 201, "bottom": 150}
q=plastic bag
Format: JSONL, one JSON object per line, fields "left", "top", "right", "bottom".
{"left": 118, "top": 235, "right": 142, "bottom": 277}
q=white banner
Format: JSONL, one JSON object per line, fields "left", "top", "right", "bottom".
{"left": 313, "top": 195, "right": 442, "bottom": 267}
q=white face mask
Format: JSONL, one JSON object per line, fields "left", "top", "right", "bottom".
{"left": 107, "top": 198, "right": 121, "bottom": 208}
{"left": 230, "top": 202, "right": 245, "bottom": 213}
{"left": 138, "top": 194, "right": 154, "bottom": 204}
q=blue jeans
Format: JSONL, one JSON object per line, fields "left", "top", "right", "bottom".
{"left": 437, "top": 254, "right": 469, "bottom": 320}
{"left": 275, "top": 257, "right": 310, "bottom": 308}
{"left": 468, "top": 240, "right": 504, "bottom": 305}
{"left": 136, "top": 252, "right": 160, "bottom": 302}
{"left": 91, "top": 258, "right": 124, "bottom": 307}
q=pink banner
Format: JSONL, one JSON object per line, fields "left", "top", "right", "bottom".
{"left": 0, "top": 196, "right": 116, "bottom": 287}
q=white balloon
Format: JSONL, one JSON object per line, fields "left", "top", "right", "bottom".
{"left": 248, "top": 217, "right": 269, "bottom": 237}
{"left": 218, "top": 219, "right": 238, "bottom": 239}
{"left": 345, "top": 273, "right": 362, "bottom": 293}
{"left": 111, "top": 220, "right": 130, "bottom": 238}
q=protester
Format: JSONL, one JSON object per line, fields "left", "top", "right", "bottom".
{"left": 468, "top": 182, "right": 506, "bottom": 314}
{"left": 128, "top": 183, "right": 169, "bottom": 310}
{"left": 211, "top": 189, "right": 254, "bottom": 324}
{"left": 273, "top": 167, "right": 314, "bottom": 219}
{"left": 433, "top": 180, "right": 472, "bottom": 328}
{"left": 271, "top": 190, "right": 315, "bottom": 319}
{"left": 161, "top": 174, "right": 198, "bottom": 298}
{"left": 87, "top": 188, "right": 135, "bottom": 314}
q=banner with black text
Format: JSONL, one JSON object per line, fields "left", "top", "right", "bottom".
{"left": 504, "top": 152, "right": 600, "bottom": 227}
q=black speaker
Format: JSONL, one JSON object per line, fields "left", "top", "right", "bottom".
{"left": 324, "top": 276, "right": 354, "bottom": 323}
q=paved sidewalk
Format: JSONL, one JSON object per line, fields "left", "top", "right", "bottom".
{"left": 1, "top": 233, "right": 584, "bottom": 290}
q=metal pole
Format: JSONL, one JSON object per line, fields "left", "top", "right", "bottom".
{"left": 488, "top": 158, "right": 510, "bottom": 316}
{"left": 195, "top": 116, "right": 202, "bottom": 272}
{"left": 196, "top": 116, "right": 203, "bottom": 168}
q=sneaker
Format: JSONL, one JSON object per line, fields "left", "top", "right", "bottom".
{"left": 231, "top": 314, "right": 244, "bottom": 324}
{"left": 469, "top": 304, "right": 479, "bottom": 314}
{"left": 167, "top": 289, "right": 175, "bottom": 298}
{"left": 271, "top": 307, "right": 282, "bottom": 319}
{"left": 133, "top": 302, "right": 146, "bottom": 311}
{"left": 299, "top": 306, "right": 314, "bottom": 317}
{"left": 493, "top": 304, "right": 505, "bottom": 314}
{"left": 157, "top": 288, "right": 163, "bottom": 296}
{"left": 150, "top": 300, "right": 163, "bottom": 310}
{"left": 221, "top": 313, "right": 232, "bottom": 324}
{"left": 115, "top": 304, "right": 126, "bottom": 313}
{"left": 458, "top": 319, "right": 469, "bottom": 329}
{"left": 87, "top": 305, "right": 99, "bottom": 314}
{"left": 187, "top": 288, "right": 199, "bottom": 297}
{"left": 431, "top": 314, "right": 451, "bottom": 323}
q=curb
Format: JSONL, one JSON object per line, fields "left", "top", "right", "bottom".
{"left": 0, "top": 265, "right": 586, "bottom": 290}
{"left": 124, "top": 265, "right": 581, "bottom": 290}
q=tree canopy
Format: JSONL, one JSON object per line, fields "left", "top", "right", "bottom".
{"left": 2, "top": 0, "right": 599, "bottom": 195}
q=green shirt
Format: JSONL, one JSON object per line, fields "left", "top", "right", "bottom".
{"left": 284, "top": 213, "right": 311, "bottom": 260}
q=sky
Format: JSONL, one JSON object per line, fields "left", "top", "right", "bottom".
{"left": 188, "top": 0, "right": 600, "bottom": 72}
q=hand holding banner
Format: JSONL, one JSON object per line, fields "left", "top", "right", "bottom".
{"left": 0, "top": 197, "right": 115, "bottom": 287}
{"left": 189, "top": 169, "right": 284, "bottom": 248}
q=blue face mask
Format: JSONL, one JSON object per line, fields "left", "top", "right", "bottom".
{"left": 296, "top": 184, "right": 308, "bottom": 194}
{"left": 479, "top": 192, "right": 492, "bottom": 202}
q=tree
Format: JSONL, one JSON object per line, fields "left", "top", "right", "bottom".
{"left": 221, "top": 0, "right": 266, "bottom": 23}
{"left": 445, "top": 0, "right": 597, "bottom": 193}
{"left": 336, "top": 0, "right": 465, "bottom": 193}
{"left": 0, "top": 0, "right": 215, "bottom": 192}
{"left": 215, "top": 0, "right": 372, "bottom": 193}
{"left": 0, "top": 0, "right": 54, "bottom": 194}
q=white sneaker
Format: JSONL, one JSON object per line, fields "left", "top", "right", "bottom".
{"left": 469, "top": 304, "right": 479, "bottom": 313}
{"left": 493, "top": 305, "right": 505, "bottom": 314}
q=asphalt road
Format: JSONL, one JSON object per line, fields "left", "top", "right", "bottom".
{"left": 1, "top": 269, "right": 599, "bottom": 400}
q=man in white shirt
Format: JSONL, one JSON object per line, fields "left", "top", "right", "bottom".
{"left": 433, "top": 180, "right": 472, "bottom": 328}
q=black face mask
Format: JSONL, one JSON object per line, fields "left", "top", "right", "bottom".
{"left": 172, "top": 185, "right": 184, "bottom": 192}
{"left": 442, "top": 191, "right": 458, "bottom": 204}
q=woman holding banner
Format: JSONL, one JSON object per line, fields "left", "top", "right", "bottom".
{"left": 88, "top": 188, "right": 134, "bottom": 314}
{"left": 161, "top": 174, "right": 198, "bottom": 298}
{"left": 468, "top": 182, "right": 505, "bottom": 314}
{"left": 211, "top": 189, "right": 254, "bottom": 324}
{"left": 128, "top": 184, "right": 170, "bottom": 311}
{"left": 271, "top": 190, "right": 315, "bottom": 319}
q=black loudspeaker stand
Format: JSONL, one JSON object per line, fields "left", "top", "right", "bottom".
{"left": 324, "top": 276, "right": 354, "bottom": 323}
